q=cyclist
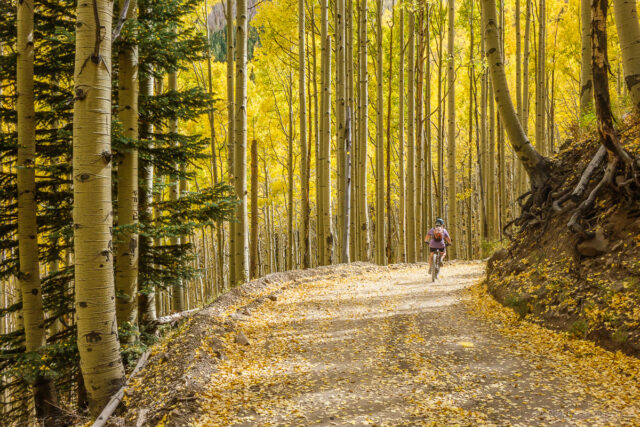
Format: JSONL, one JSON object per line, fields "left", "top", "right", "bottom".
{"left": 425, "top": 218, "right": 451, "bottom": 270}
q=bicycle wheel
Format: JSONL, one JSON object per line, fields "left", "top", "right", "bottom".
{"left": 432, "top": 254, "right": 438, "bottom": 282}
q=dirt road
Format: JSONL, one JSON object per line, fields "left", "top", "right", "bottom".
{"left": 194, "top": 262, "right": 640, "bottom": 425}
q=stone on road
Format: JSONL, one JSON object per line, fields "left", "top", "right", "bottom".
{"left": 196, "top": 262, "right": 640, "bottom": 425}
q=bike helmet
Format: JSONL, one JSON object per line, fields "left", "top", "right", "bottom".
{"left": 435, "top": 218, "right": 444, "bottom": 226}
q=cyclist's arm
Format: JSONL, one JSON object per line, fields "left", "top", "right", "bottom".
{"left": 424, "top": 229, "right": 433, "bottom": 243}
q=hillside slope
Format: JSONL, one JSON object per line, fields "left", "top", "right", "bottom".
{"left": 487, "top": 121, "right": 640, "bottom": 355}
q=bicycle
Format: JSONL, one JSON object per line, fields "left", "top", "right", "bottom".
{"left": 430, "top": 249, "right": 444, "bottom": 282}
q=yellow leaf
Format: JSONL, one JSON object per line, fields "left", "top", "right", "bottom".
{"left": 457, "top": 341, "right": 474, "bottom": 348}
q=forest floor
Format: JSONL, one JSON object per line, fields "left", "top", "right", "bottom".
{"left": 121, "top": 262, "right": 640, "bottom": 426}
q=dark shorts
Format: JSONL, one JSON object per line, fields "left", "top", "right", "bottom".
{"left": 429, "top": 247, "right": 446, "bottom": 253}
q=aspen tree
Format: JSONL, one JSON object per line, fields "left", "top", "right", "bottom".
{"left": 305, "top": 35, "right": 315, "bottom": 268}
{"left": 481, "top": 0, "right": 550, "bottom": 188}
{"left": 375, "top": 0, "right": 385, "bottom": 265}
{"left": 593, "top": 0, "right": 636, "bottom": 166}
{"left": 416, "top": 9, "right": 424, "bottom": 258}
{"left": 299, "top": 0, "right": 309, "bottom": 269}
{"left": 436, "top": 3, "right": 444, "bottom": 218}
{"left": 168, "top": 72, "right": 184, "bottom": 311}
{"left": 479, "top": 2, "right": 488, "bottom": 239}
{"left": 17, "top": 0, "right": 59, "bottom": 417}
{"left": 72, "top": 0, "right": 125, "bottom": 413}
{"left": 320, "top": 0, "right": 333, "bottom": 265}
{"left": 468, "top": 0, "right": 475, "bottom": 258}
{"left": 204, "top": 0, "right": 224, "bottom": 289}
{"left": 138, "top": 70, "right": 156, "bottom": 327}
{"left": 357, "top": 0, "right": 369, "bottom": 261}
{"left": 352, "top": 0, "right": 360, "bottom": 260}
{"left": 116, "top": 0, "right": 140, "bottom": 338}
{"left": 153, "top": 77, "right": 165, "bottom": 317}
{"left": 347, "top": 0, "right": 356, "bottom": 260}
{"left": 580, "top": 0, "right": 593, "bottom": 115}
{"left": 535, "top": 0, "right": 546, "bottom": 154}
{"left": 336, "top": 0, "right": 348, "bottom": 262}
{"left": 516, "top": 0, "right": 522, "bottom": 120}
{"left": 447, "top": 0, "right": 457, "bottom": 258}
{"left": 522, "top": 0, "right": 530, "bottom": 134}
{"left": 424, "top": 5, "right": 433, "bottom": 256}
{"left": 498, "top": 0, "right": 506, "bottom": 237}
{"left": 385, "top": 0, "right": 395, "bottom": 264}
{"left": 234, "top": 0, "right": 249, "bottom": 282}
{"left": 250, "top": 139, "right": 259, "bottom": 278}
{"left": 287, "top": 73, "right": 294, "bottom": 270}
{"left": 398, "top": 4, "right": 406, "bottom": 262}
{"left": 227, "top": 0, "right": 236, "bottom": 284}
{"left": 520, "top": 0, "right": 531, "bottom": 193}
{"left": 311, "top": 18, "right": 323, "bottom": 267}
{"left": 407, "top": 5, "right": 417, "bottom": 262}
{"left": 613, "top": 0, "right": 640, "bottom": 112}
{"left": 515, "top": 0, "right": 525, "bottom": 196}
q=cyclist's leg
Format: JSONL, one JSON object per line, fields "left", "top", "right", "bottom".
{"left": 441, "top": 249, "right": 447, "bottom": 263}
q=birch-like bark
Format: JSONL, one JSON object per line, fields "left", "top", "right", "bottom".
{"left": 580, "top": 0, "right": 593, "bottom": 115}
{"left": 357, "top": 0, "right": 369, "bottom": 261}
{"left": 299, "top": 0, "right": 310, "bottom": 269}
{"left": 320, "top": 13, "right": 333, "bottom": 268}
{"left": 480, "top": 3, "right": 488, "bottom": 238}
{"left": 17, "top": 0, "right": 60, "bottom": 417}
{"left": 73, "top": 0, "right": 125, "bottom": 413}
{"left": 250, "top": 139, "right": 259, "bottom": 278}
{"left": 416, "top": 11, "right": 424, "bottom": 259}
{"left": 613, "top": 0, "right": 640, "bottom": 112}
{"left": 227, "top": 0, "right": 236, "bottom": 284}
{"left": 138, "top": 71, "right": 156, "bottom": 327}
{"left": 447, "top": 0, "right": 457, "bottom": 258}
{"left": 287, "top": 74, "right": 294, "bottom": 270}
{"left": 375, "top": 0, "right": 385, "bottom": 265}
{"left": 385, "top": 1, "right": 395, "bottom": 264}
{"left": 482, "top": 0, "right": 550, "bottom": 189}
{"left": 398, "top": 5, "right": 406, "bottom": 262}
{"left": 336, "top": 0, "right": 348, "bottom": 262}
{"left": 424, "top": 5, "right": 433, "bottom": 259}
{"left": 234, "top": 0, "right": 249, "bottom": 282}
{"left": 115, "top": 0, "right": 140, "bottom": 338}
{"left": 168, "top": 73, "right": 184, "bottom": 311}
{"left": 407, "top": 6, "right": 416, "bottom": 262}
{"left": 535, "top": 0, "right": 546, "bottom": 154}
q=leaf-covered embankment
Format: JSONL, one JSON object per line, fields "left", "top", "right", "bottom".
{"left": 487, "top": 120, "right": 640, "bottom": 355}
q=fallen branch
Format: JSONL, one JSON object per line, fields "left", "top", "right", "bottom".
{"left": 152, "top": 308, "right": 199, "bottom": 326}
{"left": 92, "top": 349, "right": 151, "bottom": 427}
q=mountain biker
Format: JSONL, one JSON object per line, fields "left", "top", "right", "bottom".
{"left": 425, "top": 218, "right": 451, "bottom": 270}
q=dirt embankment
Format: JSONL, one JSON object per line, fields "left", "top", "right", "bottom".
{"left": 110, "top": 262, "right": 386, "bottom": 426}
{"left": 487, "top": 122, "right": 640, "bottom": 356}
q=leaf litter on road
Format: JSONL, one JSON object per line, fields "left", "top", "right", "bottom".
{"left": 192, "top": 262, "right": 640, "bottom": 426}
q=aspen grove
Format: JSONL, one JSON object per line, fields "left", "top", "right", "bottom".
{"left": 2, "top": 0, "right": 640, "bottom": 422}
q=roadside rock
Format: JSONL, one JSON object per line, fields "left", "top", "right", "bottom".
{"left": 577, "top": 229, "right": 608, "bottom": 257}
{"left": 235, "top": 331, "right": 250, "bottom": 346}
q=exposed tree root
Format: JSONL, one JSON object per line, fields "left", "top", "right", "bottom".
{"left": 567, "top": 157, "right": 619, "bottom": 239}
{"left": 508, "top": 143, "right": 639, "bottom": 245}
